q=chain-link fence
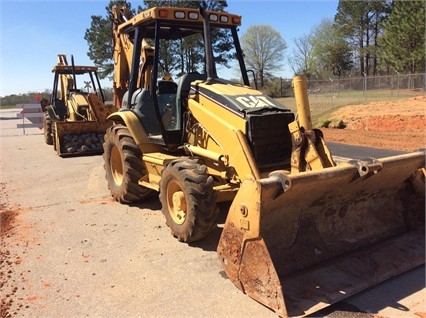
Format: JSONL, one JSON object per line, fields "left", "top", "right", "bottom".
{"left": 277, "top": 73, "right": 425, "bottom": 120}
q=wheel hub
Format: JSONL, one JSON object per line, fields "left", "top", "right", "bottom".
{"left": 170, "top": 190, "right": 187, "bottom": 225}
{"left": 110, "top": 145, "right": 123, "bottom": 185}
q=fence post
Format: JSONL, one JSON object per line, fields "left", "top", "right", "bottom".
{"left": 363, "top": 72, "right": 367, "bottom": 102}
{"left": 424, "top": 73, "right": 426, "bottom": 96}
{"left": 22, "top": 110, "right": 26, "bottom": 135}
{"left": 396, "top": 71, "right": 400, "bottom": 98}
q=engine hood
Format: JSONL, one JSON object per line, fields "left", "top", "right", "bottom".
{"left": 194, "top": 79, "right": 291, "bottom": 118}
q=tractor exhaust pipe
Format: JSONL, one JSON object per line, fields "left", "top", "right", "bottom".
{"left": 293, "top": 75, "right": 312, "bottom": 130}
{"left": 200, "top": 3, "right": 217, "bottom": 83}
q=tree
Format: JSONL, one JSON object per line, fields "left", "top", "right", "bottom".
{"left": 288, "top": 34, "right": 314, "bottom": 77}
{"left": 378, "top": 1, "right": 425, "bottom": 74}
{"left": 310, "top": 19, "right": 353, "bottom": 78}
{"left": 84, "top": 1, "right": 135, "bottom": 80}
{"left": 334, "top": 0, "right": 390, "bottom": 76}
{"left": 367, "top": 0, "right": 391, "bottom": 75}
{"left": 322, "top": 41, "right": 353, "bottom": 77}
{"left": 241, "top": 25, "right": 287, "bottom": 88}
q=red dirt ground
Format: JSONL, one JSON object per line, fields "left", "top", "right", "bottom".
{"left": 321, "top": 95, "right": 425, "bottom": 152}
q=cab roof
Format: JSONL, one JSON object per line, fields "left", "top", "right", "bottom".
{"left": 52, "top": 65, "right": 98, "bottom": 74}
{"left": 118, "top": 6, "right": 241, "bottom": 39}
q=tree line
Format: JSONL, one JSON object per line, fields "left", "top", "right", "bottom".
{"left": 290, "top": 0, "right": 425, "bottom": 79}
{"left": 1, "top": 0, "right": 424, "bottom": 103}
{"left": 84, "top": 0, "right": 424, "bottom": 92}
{"left": 0, "top": 91, "right": 50, "bottom": 107}
{"left": 0, "top": 89, "right": 115, "bottom": 107}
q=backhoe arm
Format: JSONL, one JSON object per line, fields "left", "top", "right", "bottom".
{"left": 111, "top": 6, "right": 134, "bottom": 108}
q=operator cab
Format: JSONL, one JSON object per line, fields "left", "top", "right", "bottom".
{"left": 48, "top": 61, "right": 105, "bottom": 122}
{"left": 121, "top": 6, "right": 246, "bottom": 149}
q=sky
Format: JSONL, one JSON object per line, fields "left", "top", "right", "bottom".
{"left": 0, "top": 0, "right": 339, "bottom": 97}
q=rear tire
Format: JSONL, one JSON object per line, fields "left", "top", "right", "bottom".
{"left": 43, "top": 112, "right": 53, "bottom": 145}
{"left": 103, "top": 124, "right": 154, "bottom": 203}
{"left": 159, "top": 158, "right": 218, "bottom": 242}
{"left": 52, "top": 122, "right": 57, "bottom": 151}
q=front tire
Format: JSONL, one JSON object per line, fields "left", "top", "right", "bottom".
{"left": 103, "top": 124, "right": 154, "bottom": 203}
{"left": 52, "top": 122, "right": 57, "bottom": 151}
{"left": 43, "top": 112, "right": 53, "bottom": 145}
{"left": 159, "top": 158, "right": 218, "bottom": 242}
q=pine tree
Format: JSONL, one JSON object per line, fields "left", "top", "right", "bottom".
{"left": 84, "top": 1, "right": 134, "bottom": 79}
{"left": 379, "top": 1, "right": 425, "bottom": 74}
{"left": 334, "top": 0, "right": 390, "bottom": 75}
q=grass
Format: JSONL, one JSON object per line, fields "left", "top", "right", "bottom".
{"left": 0, "top": 105, "right": 17, "bottom": 109}
{"left": 276, "top": 88, "right": 424, "bottom": 126}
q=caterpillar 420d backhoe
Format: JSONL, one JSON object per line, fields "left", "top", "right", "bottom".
{"left": 42, "top": 54, "right": 117, "bottom": 156}
{"left": 103, "top": 4, "right": 425, "bottom": 317}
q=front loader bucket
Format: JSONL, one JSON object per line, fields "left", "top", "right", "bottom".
{"left": 54, "top": 121, "right": 112, "bottom": 157}
{"left": 218, "top": 151, "right": 425, "bottom": 317}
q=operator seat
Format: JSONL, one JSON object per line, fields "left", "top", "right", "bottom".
{"left": 132, "top": 88, "right": 161, "bottom": 135}
{"left": 157, "top": 80, "right": 178, "bottom": 95}
{"left": 172, "top": 72, "right": 206, "bottom": 134}
{"left": 54, "top": 98, "right": 68, "bottom": 120}
{"left": 157, "top": 80, "right": 178, "bottom": 130}
{"left": 132, "top": 80, "right": 179, "bottom": 136}
{"left": 176, "top": 72, "right": 206, "bottom": 110}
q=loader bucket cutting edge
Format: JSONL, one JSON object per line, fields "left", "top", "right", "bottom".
{"left": 217, "top": 151, "right": 425, "bottom": 317}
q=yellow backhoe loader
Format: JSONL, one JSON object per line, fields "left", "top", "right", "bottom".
{"left": 103, "top": 4, "right": 425, "bottom": 317}
{"left": 42, "top": 54, "right": 117, "bottom": 156}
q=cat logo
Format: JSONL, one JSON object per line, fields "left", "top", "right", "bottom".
{"left": 235, "top": 95, "right": 275, "bottom": 108}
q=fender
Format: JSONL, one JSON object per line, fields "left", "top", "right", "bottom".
{"left": 46, "top": 105, "right": 60, "bottom": 121}
{"left": 107, "top": 110, "right": 153, "bottom": 148}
